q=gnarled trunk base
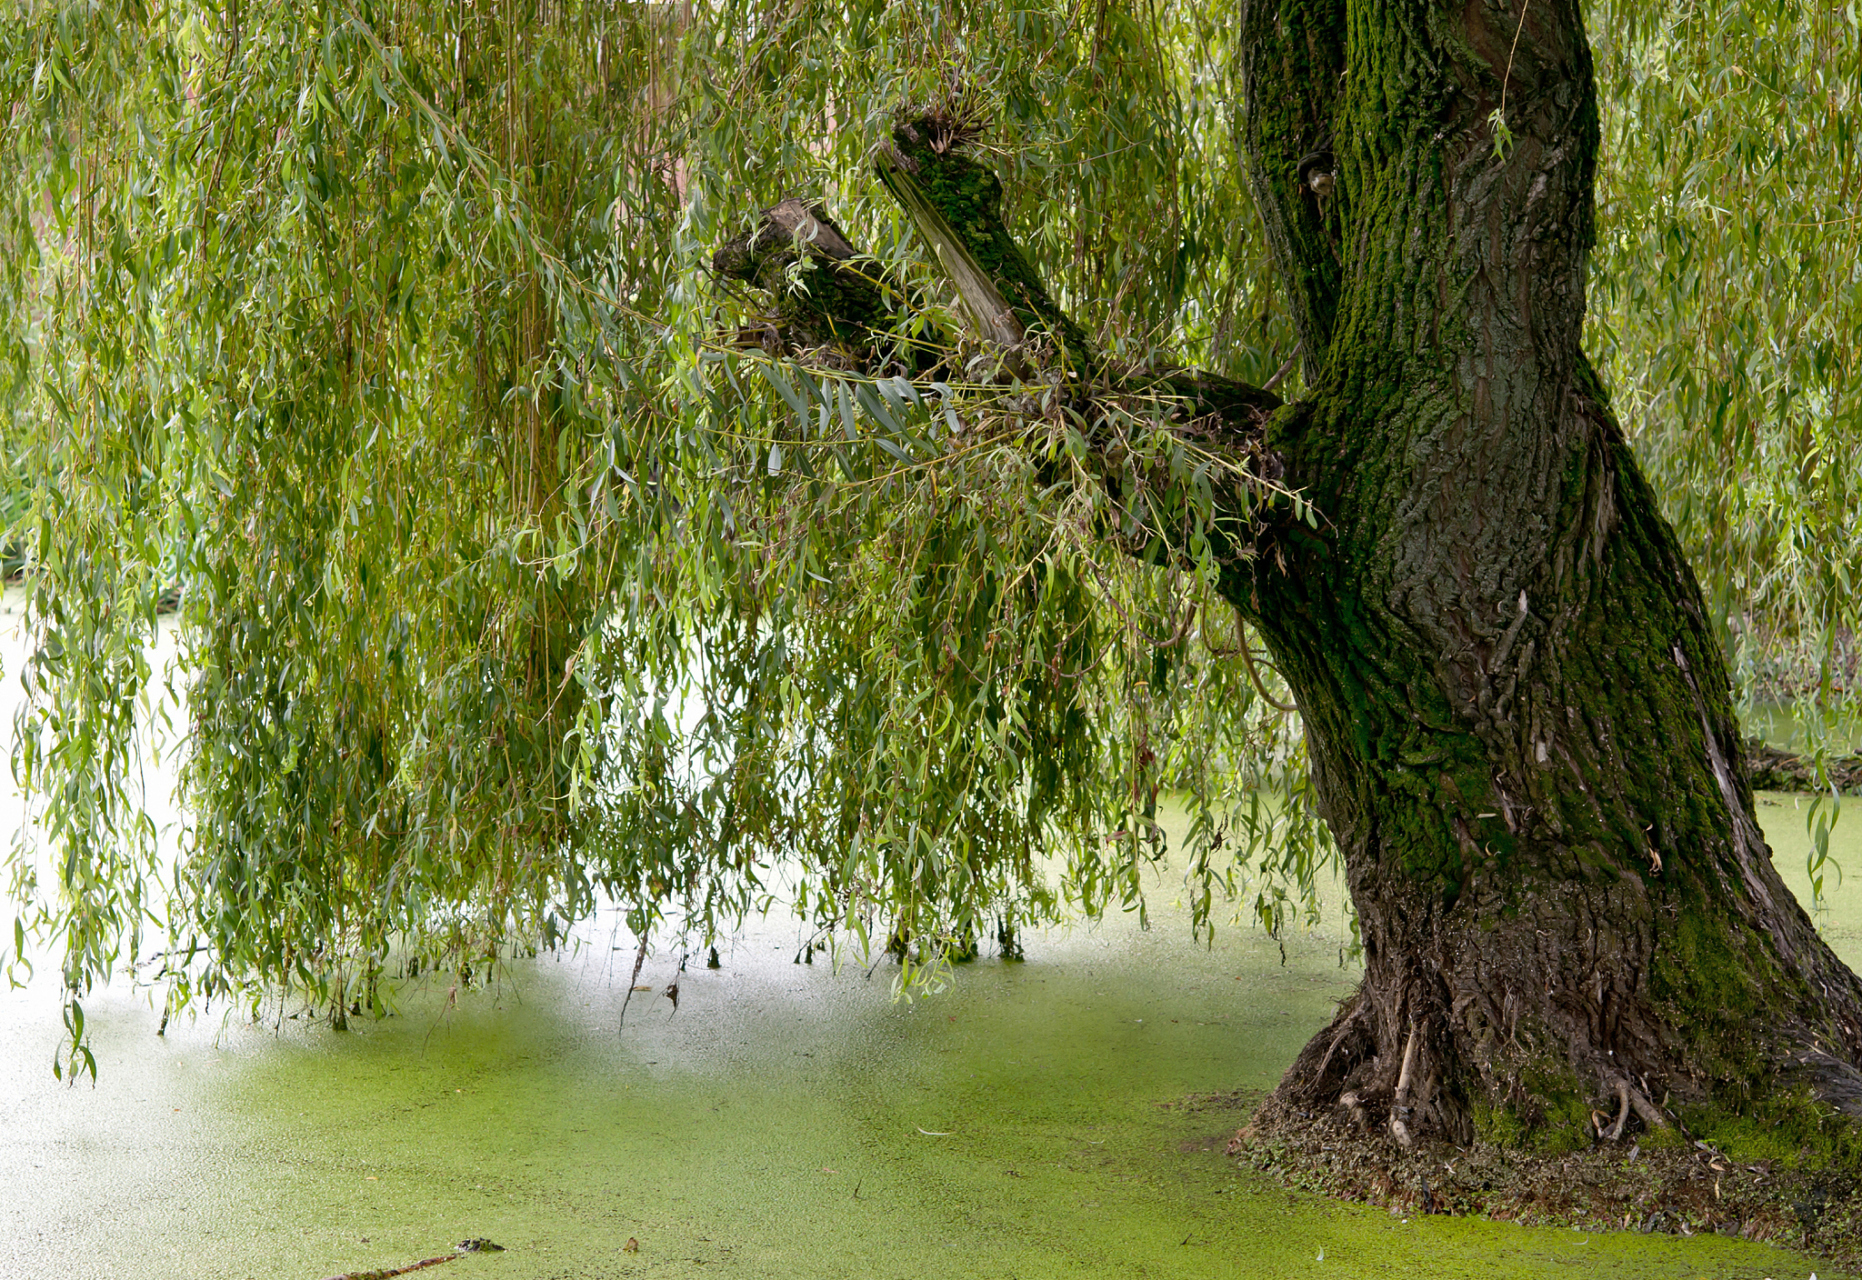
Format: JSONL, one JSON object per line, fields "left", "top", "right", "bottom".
{"left": 1231, "top": 399, "right": 1862, "bottom": 1157}
{"left": 1215, "top": 0, "right": 1862, "bottom": 1171}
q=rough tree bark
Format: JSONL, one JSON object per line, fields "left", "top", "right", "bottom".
{"left": 713, "top": 197, "right": 944, "bottom": 371}
{"left": 1227, "top": 0, "right": 1862, "bottom": 1148}
{"left": 725, "top": 0, "right": 1862, "bottom": 1155}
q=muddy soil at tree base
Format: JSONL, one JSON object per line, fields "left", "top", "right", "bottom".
{"left": 1237, "top": 1099, "right": 1862, "bottom": 1269}
{"left": 1220, "top": 789, "right": 1862, "bottom": 1275}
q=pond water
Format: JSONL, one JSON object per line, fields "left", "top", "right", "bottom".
{"left": 1745, "top": 700, "right": 1862, "bottom": 756}
{"left": 0, "top": 601, "right": 1855, "bottom": 1279}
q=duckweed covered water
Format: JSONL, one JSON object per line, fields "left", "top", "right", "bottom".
{"left": 2, "top": 799, "right": 1855, "bottom": 1279}
{"left": 0, "top": 590, "right": 1853, "bottom": 1280}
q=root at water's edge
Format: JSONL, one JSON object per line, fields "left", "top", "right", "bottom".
{"left": 1232, "top": 1096, "right": 1862, "bottom": 1270}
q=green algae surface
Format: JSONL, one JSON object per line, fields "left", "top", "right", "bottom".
{"left": 2, "top": 797, "right": 1854, "bottom": 1278}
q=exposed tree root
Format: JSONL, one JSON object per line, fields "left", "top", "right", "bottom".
{"left": 1603, "top": 1080, "right": 1631, "bottom": 1142}
{"left": 1389, "top": 1021, "right": 1422, "bottom": 1149}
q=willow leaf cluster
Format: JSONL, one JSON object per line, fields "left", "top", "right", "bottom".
{"left": 1, "top": 0, "right": 1855, "bottom": 1074}
{"left": 1, "top": 0, "right": 1312, "bottom": 1067}
{"left": 1589, "top": 0, "right": 1862, "bottom": 711}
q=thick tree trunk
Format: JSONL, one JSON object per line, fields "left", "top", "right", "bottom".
{"left": 1232, "top": 0, "right": 1862, "bottom": 1145}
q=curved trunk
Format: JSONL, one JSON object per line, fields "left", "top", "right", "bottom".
{"left": 1233, "top": 0, "right": 1862, "bottom": 1144}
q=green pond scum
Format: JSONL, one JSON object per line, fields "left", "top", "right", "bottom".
{"left": 1, "top": 797, "right": 1855, "bottom": 1279}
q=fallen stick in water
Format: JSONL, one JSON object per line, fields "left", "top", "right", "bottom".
{"left": 323, "top": 1239, "right": 503, "bottom": 1280}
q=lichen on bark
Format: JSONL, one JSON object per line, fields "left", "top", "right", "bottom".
{"left": 712, "top": 197, "right": 935, "bottom": 365}
{"left": 877, "top": 114, "right": 1094, "bottom": 370}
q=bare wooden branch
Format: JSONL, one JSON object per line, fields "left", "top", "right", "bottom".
{"left": 873, "top": 155, "right": 1024, "bottom": 351}
{"left": 712, "top": 197, "right": 936, "bottom": 365}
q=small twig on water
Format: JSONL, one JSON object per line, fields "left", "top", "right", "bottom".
{"left": 323, "top": 1239, "right": 502, "bottom": 1280}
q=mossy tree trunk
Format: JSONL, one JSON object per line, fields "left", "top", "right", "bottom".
{"left": 1231, "top": 0, "right": 1862, "bottom": 1144}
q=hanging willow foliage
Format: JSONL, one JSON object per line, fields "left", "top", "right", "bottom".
{"left": 1, "top": 0, "right": 1855, "bottom": 1072}
{"left": 1589, "top": 0, "right": 1862, "bottom": 705}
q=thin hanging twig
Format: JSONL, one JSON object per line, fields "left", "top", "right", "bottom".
{"left": 1239, "top": 631, "right": 1299, "bottom": 713}
{"left": 1202, "top": 601, "right": 1299, "bottom": 713}
{"left": 617, "top": 935, "right": 648, "bottom": 1031}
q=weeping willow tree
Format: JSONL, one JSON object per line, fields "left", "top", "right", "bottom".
{"left": 3, "top": 0, "right": 1860, "bottom": 1164}
{"left": 0, "top": 0, "right": 1322, "bottom": 1063}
